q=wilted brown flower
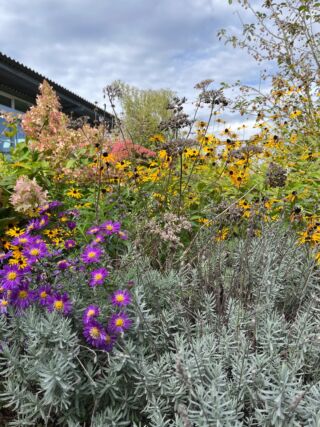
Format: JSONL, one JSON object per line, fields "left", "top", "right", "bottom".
{"left": 266, "top": 162, "right": 287, "bottom": 188}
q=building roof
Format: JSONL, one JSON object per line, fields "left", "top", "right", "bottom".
{"left": 0, "top": 52, "right": 113, "bottom": 124}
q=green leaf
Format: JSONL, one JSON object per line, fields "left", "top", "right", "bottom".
{"left": 197, "top": 182, "right": 207, "bottom": 192}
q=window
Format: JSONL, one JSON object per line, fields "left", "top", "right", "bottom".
{"left": 0, "top": 92, "right": 30, "bottom": 153}
{"left": 0, "top": 94, "right": 12, "bottom": 108}
{"left": 0, "top": 117, "right": 14, "bottom": 153}
{"left": 15, "top": 98, "right": 30, "bottom": 113}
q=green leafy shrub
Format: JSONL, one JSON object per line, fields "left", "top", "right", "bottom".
{"left": 109, "top": 80, "right": 174, "bottom": 146}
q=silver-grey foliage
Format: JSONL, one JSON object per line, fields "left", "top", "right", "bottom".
{"left": 1, "top": 223, "right": 320, "bottom": 426}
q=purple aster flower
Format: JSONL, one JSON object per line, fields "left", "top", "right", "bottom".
{"left": 0, "top": 265, "right": 21, "bottom": 290}
{"left": 118, "top": 230, "right": 128, "bottom": 240}
{"left": 64, "top": 239, "right": 76, "bottom": 250}
{"left": 37, "top": 285, "right": 52, "bottom": 306}
{"left": 99, "top": 329, "right": 116, "bottom": 352}
{"left": 100, "top": 221, "right": 121, "bottom": 235}
{"left": 89, "top": 267, "right": 109, "bottom": 287}
{"left": 82, "top": 305, "right": 100, "bottom": 324}
{"left": 49, "top": 200, "right": 63, "bottom": 210}
{"left": 58, "top": 212, "right": 69, "bottom": 223}
{"left": 108, "top": 312, "right": 132, "bottom": 334}
{"left": 39, "top": 201, "right": 63, "bottom": 214}
{"left": 33, "top": 236, "right": 45, "bottom": 244}
{"left": 26, "top": 217, "right": 48, "bottom": 232}
{"left": 83, "top": 321, "right": 104, "bottom": 347}
{"left": 57, "top": 260, "right": 71, "bottom": 270}
{"left": 47, "top": 292, "right": 72, "bottom": 315}
{"left": 11, "top": 234, "right": 33, "bottom": 247}
{"left": 0, "top": 251, "right": 12, "bottom": 263}
{"left": 11, "top": 284, "right": 34, "bottom": 310}
{"left": 26, "top": 218, "right": 41, "bottom": 232}
{"left": 111, "top": 290, "right": 132, "bottom": 307}
{"left": 23, "top": 241, "right": 48, "bottom": 263}
{"left": 92, "top": 234, "right": 105, "bottom": 245}
{"left": 86, "top": 225, "right": 101, "bottom": 235}
{"left": 39, "top": 203, "right": 50, "bottom": 214}
{"left": 66, "top": 221, "right": 76, "bottom": 230}
{"left": 81, "top": 245, "right": 103, "bottom": 264}
{"left": 0, "top": 298, "right": 9, "bottom": 314}
{"left": 38, "top": 215, "right": 50, "bottom": 229}
{"left": 66, "top": 209, "right": 80, "bottom": 218}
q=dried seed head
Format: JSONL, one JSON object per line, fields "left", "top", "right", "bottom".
{"left": 194, "top": 79, "right": 214, "bottom": 91}
{"left": 103, "top": 82, "right": 122, "bottom": 103}
{"left": 161, "top": 138, "right": 196, "bottom": 157}
{"left": 266, "top": 162, "right": 287, "bottom": 188}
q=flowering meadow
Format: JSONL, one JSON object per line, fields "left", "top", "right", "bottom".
{"left": 0, "top": 1, "right": 320, "bottom": 425}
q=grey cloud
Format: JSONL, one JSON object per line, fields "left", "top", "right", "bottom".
{"left": 0, "top": 0, "right": 262, "bottom": 124}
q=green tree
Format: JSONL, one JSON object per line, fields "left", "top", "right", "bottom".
{"left": 218, "top": 0, "right": 320, "bottom": 129}
{"left": 114, "top": 80, "right": 175, "bottom": 146}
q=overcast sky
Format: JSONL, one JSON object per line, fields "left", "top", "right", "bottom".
{"left": 0, "top": 0, "right": 264, "bottom": 125}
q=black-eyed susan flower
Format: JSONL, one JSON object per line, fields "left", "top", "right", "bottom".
{"left": 66, "top": 188, "right": 83, "bottom": 199}
{"left": 149, "top": 133, "right": 165, "bottom": 143}
{"left": 5, "top": 227, "right": 25, "bottom": 238}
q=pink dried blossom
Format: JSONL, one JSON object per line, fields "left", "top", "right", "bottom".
{"left": 10, "top": 176, "right": 48, "bottom": 215}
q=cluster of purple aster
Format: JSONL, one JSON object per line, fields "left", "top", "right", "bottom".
{"left": 0, "top": 279, "right": 34, "bottom": 313}
{"left": 81, "top": 248, "right": 109, "bottom": 287}
{"left": 26, "top": 203, "right": 79, "bottom": 236}
{"left": 0, "top": 234, "right": 49, "bottom": 292}
{"left": 0, "top": 201, "right": 75, "bottom": 316}
{"left": 58, "top": 210, "right": 79, "bottom": 231}
{"left": 81, "top": 220, "right": 128, "bottom": 287}
{"left": 0, "top": 264, "right": 72, "bottom": 316}
{"left": 86, "top": 220, "right": 128, "bottom": 240}
{"left": 47, "top": 292, "right": 72, "bottom": 315}
{"left": 1, "top": 207, "right": 133, "bottom": 356}
{"left": 23, "top": 239, "right": 48, "bottom": 264}
{"left": 0, "top": 268, "right": 72, "bottom": 314}
{"left": 82, "top": 289, "right": 132, "bottom": 352}
{"left": 26, "top": 215, "right": 50, "bottom": 232}
{"left": 80, "top": 243, "right": 107, "bottom": 287}
{"left": 82, "top": 305, "right": 116, "bottom": 351}
{"left": 39, "top": 200, "right": 63, "bottom": 214}
{"left": 27, "top": 283, "right": 72, "bottom": 315}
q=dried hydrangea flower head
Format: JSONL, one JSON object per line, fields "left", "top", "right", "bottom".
{"left": 10, "top": 175, "right": 48, "bottom": 215}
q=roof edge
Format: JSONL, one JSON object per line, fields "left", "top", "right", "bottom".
{"left": 0, "top": 51, "right": 112, "bottom": 120}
